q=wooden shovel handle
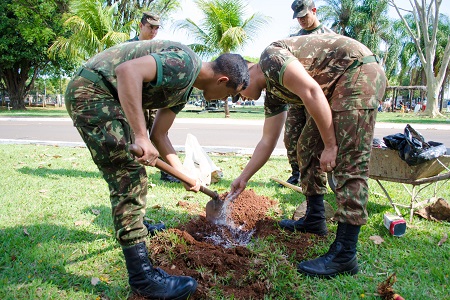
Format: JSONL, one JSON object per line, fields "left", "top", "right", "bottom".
{"left": 129, "top": 144, "right": 219, "bottom": 199}
{"left": 270, "top": 176, "right": 303, "bottom": 193}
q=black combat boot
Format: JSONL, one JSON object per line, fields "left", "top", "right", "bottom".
{"left": 160, "top": 171, "right": 181, "bottom": 183}
{"left": 282, "top": 164, "right": 300, "bottom": 186}
{"left": 297, "top": 222, "right": 361, "bottom": 278}
{"left": 123, "top": 242, "right": 197, "bottom": 299}
{"left": 279, "top": 195, "right": 328, "bottom": 236}
{"left": 143, "top": 221, "right": 166, "bottom": 236}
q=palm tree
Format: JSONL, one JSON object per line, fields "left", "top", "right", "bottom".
{"left": 318, "top": 0, "right": 357, "bottom": 36}
{"left": 319, "top": 0, "right": 401, "bottom": 84}
{"left": 381, "top": 19, "right": 406, "bottom": 83}
{"left": 351, "top": 0, "right": 391, "bottom": 55}
{"left": 48, "top": 0, "right": 130, "bottom": 64}
{"left": 173, "top": 0, "right": 269, "bottom": 117}
{"left": 104, "top": 0, "right": 181, "bottom": 36}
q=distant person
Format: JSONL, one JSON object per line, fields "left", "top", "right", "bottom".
{"left": 128, "top": 11, "right": 160, "bottom": 42}
{"left": 280, "top": 0, "right": 334, "bottom": 187}
{"left": 230, "top": 33, "right": 386, "bottom": 278}
{"left": 414, "top": 102, "right": 422, "bottom": 113}
{"left": 65, "top": 40, "right": 249, "bottom": 299}
{"left": 127, "top": 12, "right": 181, "bottom": 184}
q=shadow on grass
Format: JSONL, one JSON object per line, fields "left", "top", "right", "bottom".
{"left": 0, "top": 223, "right": 119, "bottom": 298}
{"left": 16, "top": 166, "right": 102, "bottom": 179}
{"left": 0, "top": 203, "right": 198, "bottom": 299}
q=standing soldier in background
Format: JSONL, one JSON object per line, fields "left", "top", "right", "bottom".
{"left": 128, "top": 11, "right": 161, "bottom": 42}
{"left": 280, "top": 0, "right": 334, "bottom": 187}
{"left": 128, "top": 12, "right": 181, "bottom": 183}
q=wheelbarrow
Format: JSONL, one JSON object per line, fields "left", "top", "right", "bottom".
{"left": 328, "top": 148, "right": 450, "bottom": 222}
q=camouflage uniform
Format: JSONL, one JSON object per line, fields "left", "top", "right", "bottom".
{"left": 65, "top": 40, "right": 202, "bottom": 246}
{"left": 260, "top": 34, "right": 387, "bottom": 225}
{"left": 284, "top": 24, "right": 334, "bottom": 176}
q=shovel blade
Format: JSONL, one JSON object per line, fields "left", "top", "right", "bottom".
{"left": 205, "top": 198, "right": 225, "bottom": 222}
{"left": 205, "top": 192, "right": 238, "bottom": 224}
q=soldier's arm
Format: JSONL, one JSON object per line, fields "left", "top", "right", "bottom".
{"left": 150, "top": 108, "right": 182, "bottom": 170}
{"left": 116, "top": 55, "right": 158, "bottom": 165}
{"left": 282, "top": 59, "right": 337, "bottom": 171}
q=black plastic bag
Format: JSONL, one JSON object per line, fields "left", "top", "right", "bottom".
{"left": 383, "top": 124, "right": 447, "bottom": 166}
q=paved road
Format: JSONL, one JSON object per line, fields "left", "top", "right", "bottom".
{"left": 0, "top": 117, "right": 449, "bottom": 155}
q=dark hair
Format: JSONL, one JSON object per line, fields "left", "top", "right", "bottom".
{"left": 212, "top": 53, "right": 249, "bottom": 90}
{"left": 141, "top": 14, "right": 149, "bottom": 25}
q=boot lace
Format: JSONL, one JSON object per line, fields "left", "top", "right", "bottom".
{"left": 154, "top": 267, "right": 170, "bottom": 283}
{"left": 321, "top": 242, "right": 343, "bottom": 263}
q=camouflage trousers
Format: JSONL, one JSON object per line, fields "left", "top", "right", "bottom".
{"left": 144, "top": 109, "right": 156, "bottom": 136}
{"left": 283, "top": 104, "right": 307, "bottom": 171}
{"left": 298, "top": 109, "right": 376, "bottom": 225}
{"left": 66, "top": 77, "right": 149, "bottom": 247}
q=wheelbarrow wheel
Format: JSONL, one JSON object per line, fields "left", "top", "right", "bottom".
{"left": 327, "top": 172, "right": 337, "bottom": 193}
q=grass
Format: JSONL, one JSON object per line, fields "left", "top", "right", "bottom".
{"left": 1, "top": 105, "right": 450, "bottom": 123}
{"left": 0, "top": 144, "right": 449, "bottom": 299}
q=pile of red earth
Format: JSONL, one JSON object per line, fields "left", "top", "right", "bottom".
{"left": 130, "top": 189, "right": 321, "bottom": 300}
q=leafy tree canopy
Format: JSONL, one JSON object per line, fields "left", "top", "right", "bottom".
{"left": 0, "top": 0, "right": 70, "bottom": 109}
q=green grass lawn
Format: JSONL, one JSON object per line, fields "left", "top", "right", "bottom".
{"left": 1, "top": 105, "right": 450, "bottom": 123}
{"left": 0, "top": 144, "right": 449, "bottom": 299}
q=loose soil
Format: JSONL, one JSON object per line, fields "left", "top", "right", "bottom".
{"left": 130, "top": 189, "right": 325, "bottom": 300}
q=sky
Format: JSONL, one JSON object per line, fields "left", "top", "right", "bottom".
{"left": 156, "top": 0, "right": 450, "bottom": 58}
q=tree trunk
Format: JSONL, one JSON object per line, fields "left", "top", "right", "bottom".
{"left": 1, "top": 66, "right": 32, "bottom": 110}
{"left": 224, "top": 100, "right": 230, "bottom": 118}
{"left": 424, "top": 72, "right": 440, "bottom": 117}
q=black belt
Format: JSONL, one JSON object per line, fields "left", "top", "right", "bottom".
{"left": 76, "top": 67, "right": 118, "bottom": 100}
{"left": 347, "top": 55, "right": 379, "bottom": 70}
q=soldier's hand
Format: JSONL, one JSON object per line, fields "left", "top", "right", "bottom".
{"left": 320, "top": 145, "right": 338, "bottom": 172}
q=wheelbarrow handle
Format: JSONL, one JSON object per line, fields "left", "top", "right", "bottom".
{"left": 129, "top": 144, "right": 219, "bottom": 199}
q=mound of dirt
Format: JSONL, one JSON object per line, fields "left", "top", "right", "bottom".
{"left": 130, "top": 189, "right": 324, "bottom": 300}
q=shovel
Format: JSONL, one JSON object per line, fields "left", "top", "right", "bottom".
{"left": 128, "top": 144, "right": 224, "bottom": 220}
{"left": 270, "top": 176, "right": 303, "bottom": 193}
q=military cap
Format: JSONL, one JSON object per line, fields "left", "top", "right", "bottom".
{"left": 291, "top": 0, "right": 314, "bottom": 19}
{"left": 142, "top": 12, "right": 161, "bottom": 26}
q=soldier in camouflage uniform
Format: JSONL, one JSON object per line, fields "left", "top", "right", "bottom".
{"left": 65, "top": 40, "right": 249, "bottom": 299}
{"left": 281, "top": 0, "right": 334, "bottom": 186}
{"left": 229, "top": 33, "right": 386, "bottom": 278}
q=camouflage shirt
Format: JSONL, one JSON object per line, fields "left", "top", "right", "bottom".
{"left": 259, "top": 33, "right": 376, "bottom": 116}
{"left": 67, "top": 40, "right": 201, "bottom": 126}
{"left": 290, "top": 23, "right": 334, "bottom": 37}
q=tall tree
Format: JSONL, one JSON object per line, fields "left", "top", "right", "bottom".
{"left": 389, "top": 0, "right": 450, "bottom": 117}
{"left": 0, "top": 0, "right": 69, "bottom": 110}
{"left": 318, "top": 0, "right": 357, "bottom": 36}
{"left": 435, "top": 14, "right": 450, "bottom": 110}
{"left": 174, "top": 0, "right": 268, "bottom": 117}
{"left": 351, "top": 0, "right": 391, "bottom": 55}
{"left": 104, "top": 0, "right": 180, "bottom": 35}
{"left": 48, "top": 0, "right": 130, "bottom": 64}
